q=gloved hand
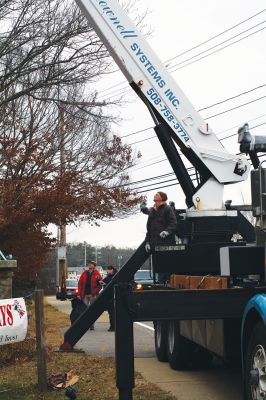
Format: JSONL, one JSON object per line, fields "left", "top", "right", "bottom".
{"left": 140, "top": 202, "right": 149, "bottom": 215}
{"left": 160, "top": 231, "right": 169, "bottom": 239}
{"left": 145, "top": 242, "right": 151, "bottom": 253}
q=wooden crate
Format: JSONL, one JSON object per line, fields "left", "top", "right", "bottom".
{"left": 170, "top": 274, "right": 228, "bottom": 290}
{"left": 170, "top": 274, "right": 190, "bottom": 289}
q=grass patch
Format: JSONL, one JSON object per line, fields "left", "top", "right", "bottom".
{"left": 0, "top": 299, "right": 175, "bottom": 399}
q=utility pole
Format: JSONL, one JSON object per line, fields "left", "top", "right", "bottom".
{"left": 95, "top": 246, "right": 101, "bottom": 265}
{"left": 59, "top": 224, "right": 67, "bottom": 298}
{"left": 56, "top": 226, "right": 60, "bottom": 287}
{"left": 84, "top": 243, "right": 87, "bottom": 267}
{"left": 118, "top": 255, "right": 123, "bottom": 269}
{"left": 58, "top": 104, "right": 67, "bottom": 300}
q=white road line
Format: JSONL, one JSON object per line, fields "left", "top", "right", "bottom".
{"left": 134, "top": 322, "right": 154, "bottom": 331}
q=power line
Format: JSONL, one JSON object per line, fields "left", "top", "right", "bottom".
{"left": 136, "top": 175, "right": 196, "bottom": 194}
{"left": 120, "top": 126, "right": 154, "bottom": 139}
{"left": 97, "top": 80, "right": 126, "bottom": 95}
{"left": 135, "top": 154, "right": 266, "bottom": 194}
{"left": 219, "top": 122, "right": 266, "bottom": 141}
{"left": 96, "top": 9, "right": 266, "bottom": 98}
{"left": 130, "top": 135, "right": 156, "bottom": 146}
{"left": 117, "top": 141, "right": 266, "bottom": 194}
{"left": 165, "top": 9, "right": 266, "bottom": 65}
{"left": 205, "top": 95, "right": 266, "bottom": 120}
{"left": 123, "top": 172, "right": 175, "bottom": 187}
{"left": 131, "top": 176, "right": 188, "bottom": 192}
{"left": 131, "top": 158, "right": 167, "bottom": 172}
{"left": 170, "top": 26, "right": 266, "bottom": 73}
{"left": 99, "top": 88, "right": 132, "bottom": 102}
{"left": 198, "top": 84, "right": 266, "bottom": 112}
{"left": 97, "top": 84, "right": 129, "bottom": 100}
{"left": 216, "top": 113, "right": 266, "bottom": 136}
{"left": 168, "top": 21, "right": 265, "bottom": 72}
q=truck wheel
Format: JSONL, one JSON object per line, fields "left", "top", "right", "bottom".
{"left": 245, "top": 321, "right": 266, "bottom": 400}
{"left": 154, "top": 321, "right": 168, "bottom": 362}
{"left": 167, "top": 320, "right": 195, "bottom": 370}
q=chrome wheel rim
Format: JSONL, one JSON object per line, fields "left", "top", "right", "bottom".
{"left": 251, "top": 344, "right": 266, "bottom": 399}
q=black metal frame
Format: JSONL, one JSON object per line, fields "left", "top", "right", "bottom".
{"left": 61, "top": 242, "right": 149, "bottom": 349}
{"left": 114, "top": 283, "right": 266, "bottom": 400}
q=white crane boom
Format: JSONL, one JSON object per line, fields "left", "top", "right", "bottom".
{"left": 76, "top": 0, "right": 250, "bottom": 209}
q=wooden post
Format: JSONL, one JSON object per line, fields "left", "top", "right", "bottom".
{"left": 35, "top": 289, "right": 47, "bottom": 392}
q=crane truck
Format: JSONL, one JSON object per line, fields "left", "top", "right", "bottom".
{"left": 60, "top": 1, "right": 266, "bottom": 399}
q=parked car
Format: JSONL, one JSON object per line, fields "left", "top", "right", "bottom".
{"left": 56, "top": 278, "right": 79, "bottom": 300}
{"left": 134, "top": 270, "right": 154, "bottom": 290}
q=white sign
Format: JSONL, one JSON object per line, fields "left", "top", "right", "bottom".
{"left": 0, "top": 298, "right": 28, "bottom": 345}
{"left": 58, "top": 246, "right": 66, "bottom": 260}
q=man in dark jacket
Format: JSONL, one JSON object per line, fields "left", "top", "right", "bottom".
{"left": 145, "top": 191, "right": 177, "bottom": 250}
{"left": 144, "top": 191, "right": 177, "bottom": 283}
{"left": 101, "top": 266, "right": 118, "bottom": 331}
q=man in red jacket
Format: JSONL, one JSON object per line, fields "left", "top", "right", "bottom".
{"left": 77, "top": 260, "right": 102, "bottom": 330}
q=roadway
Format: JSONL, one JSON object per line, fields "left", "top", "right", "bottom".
{"left": 47, "top": 296, "right": 243, "bottom": 400}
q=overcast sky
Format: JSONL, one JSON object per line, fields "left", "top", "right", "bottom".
{"left": 60, "top": 0, "right": 266, "bottom": 249}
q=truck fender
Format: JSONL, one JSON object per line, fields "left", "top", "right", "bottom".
{"left": 241, "top": 294, "right": 266, "bottom": 373}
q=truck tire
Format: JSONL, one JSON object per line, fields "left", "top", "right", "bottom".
{"left": 245, "top": 321, "right": 266, "bottom": 400}
{"left": 154, "top": 321, "right": 168, "bottom": 362}
{"left": 167, "top": 320, "right": 196, "bottom": 370}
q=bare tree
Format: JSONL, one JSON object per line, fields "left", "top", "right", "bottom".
{"left": 0, "top": 0, "right": 145, "bottom": 276}
{"left": 0, "top": 0, "right": 109, "bottom": 103}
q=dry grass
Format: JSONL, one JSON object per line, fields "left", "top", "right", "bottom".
{"left": 0, "top": 299, "right": 175, "bottom": 400}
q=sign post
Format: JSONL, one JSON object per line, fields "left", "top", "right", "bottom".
{"left": 35, "top": 289, "right": 47, "bottom": 393}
